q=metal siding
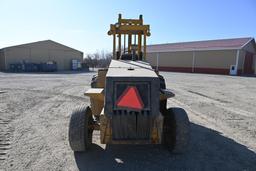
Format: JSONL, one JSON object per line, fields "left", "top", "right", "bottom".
{"left": 13, "top": 40, "right": 80, "bottom": 52}
{"left": 49, "top": 50, "right": 82, "bottom": 70}
{"left": 241, "top": 40, "right": 256, "bottom": 74}
{"left": 5, "top": 47, "right": 30, "bottom": 70}
{"left": 30, "top": 48, "right": 50, "bottom": 63}
{"left": 148, "top": 50, "right": 237, "bottom": 69}
{"left": 3, "top": 40, "right": 83, "bottom": 71}
{"left": 146, "top": 53, "right": 157, "bottom": 66}
{"left": 147, "top": 51, "right": 193, "bottom": 67}
{"left": 243, "top": 52, "right": 254, "bottom": 74}
{"left": 238, "top": 50, "right": 246, "bottom": 70}
{"left": 243, "top": 40, "right": 256, "bottom": 54}
{"left": 194, "top": 50, "right": 236, "bottom": 69}
{"left": 0, "top": 50, "right": 5, "bottom": 71}
{"left": 254, "top": 55, "right": 256, "bottom": 74}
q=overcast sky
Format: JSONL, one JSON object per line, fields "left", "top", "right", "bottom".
{"left": 1, "top": 0, "right": 256, "bottom": 54}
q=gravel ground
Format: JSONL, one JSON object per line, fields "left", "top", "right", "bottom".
{"left": 0, "top": 71, "right": 255, "bottom": 171}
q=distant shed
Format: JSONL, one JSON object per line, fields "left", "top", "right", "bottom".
{"left": 0, "top": 40, "right": 83, "bottom": 71}
{"left": 146, "top": 37, "right": 256, "bottom": 75}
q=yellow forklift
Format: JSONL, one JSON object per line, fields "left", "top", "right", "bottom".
{"left": 68, "top": 14, "right": 190, "bottom": 153}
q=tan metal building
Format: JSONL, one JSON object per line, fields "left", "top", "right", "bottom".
{"left": 0, "top": 40, "right": 83, "bottom": 71}
{"left": 146, "top": 37, "right": 256, "bottom": 75}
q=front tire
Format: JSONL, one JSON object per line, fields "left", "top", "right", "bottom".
{"left": 68, "top": 105, "right": 93, "bottom": 152}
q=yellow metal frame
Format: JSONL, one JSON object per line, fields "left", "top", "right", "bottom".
{"left": 84, "top": 15, "right": 172, "bottom": 145}
{"left": 108, "top": 14, "right": 151, "bottom": 60}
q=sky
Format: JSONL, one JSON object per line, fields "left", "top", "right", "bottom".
{"left": 1, "top": 0, "right": 256, "bottom": 54}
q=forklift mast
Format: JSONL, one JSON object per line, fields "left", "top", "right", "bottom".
{"left": 108, "top": 14, "right": 151, "bottom": 61}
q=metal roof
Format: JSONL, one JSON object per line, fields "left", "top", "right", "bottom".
{"left": 147, "top": 37, "right": 254, "bottom": 53}
{"left": 0, "top": 40, "right": 83, "bottom": 54}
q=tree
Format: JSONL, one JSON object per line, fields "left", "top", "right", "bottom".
{"left": 83, "top": 50, "right": 112, "bottom": 69}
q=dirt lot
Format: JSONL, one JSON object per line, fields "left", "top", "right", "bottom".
{"left": 0, "top": 71, "right": 255, "bottom": 171}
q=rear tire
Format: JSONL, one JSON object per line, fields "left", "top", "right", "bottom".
{"left": 162, "top": 107, "right": 190, "bottom": 153}
{"left": 68, "top": 105, "right": 93, "bottom": 152}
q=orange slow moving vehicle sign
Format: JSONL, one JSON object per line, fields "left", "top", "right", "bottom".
{"left": 116, "top": 86, "right": 144, "bottom": 110}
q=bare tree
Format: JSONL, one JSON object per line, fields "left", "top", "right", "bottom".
{"left": 83, "top": 50, "right": 112, "bottom": 69}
